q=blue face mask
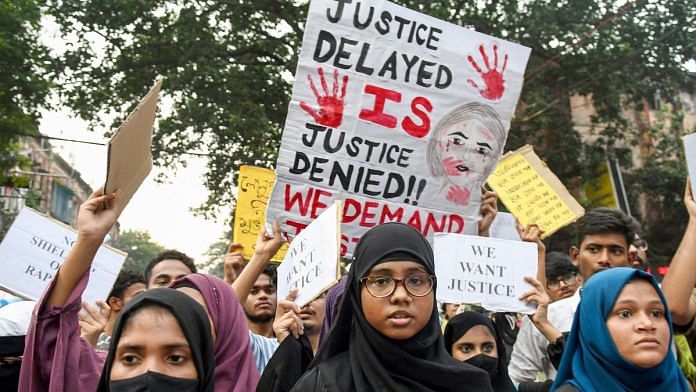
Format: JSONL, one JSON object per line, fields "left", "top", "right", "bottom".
{"left": 109, "top": 371, "right": 198, "bottom": 392}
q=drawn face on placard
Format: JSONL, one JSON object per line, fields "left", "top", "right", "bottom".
{"left": 427, "top": 103, "right": 506, "bottom": 206}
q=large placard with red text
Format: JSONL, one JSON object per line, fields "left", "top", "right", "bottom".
{"left": 267, "top": 0, "right": 531, "bottom": 256}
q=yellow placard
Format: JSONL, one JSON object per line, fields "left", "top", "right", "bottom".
{"left": 584, "top": 163, "right": 619, "bottom": 209}
{"left": 233, "top": 166, "right": 288, "bottom": 261}
{"left": 487, "top": 145, "right": 585, "bottom": 238}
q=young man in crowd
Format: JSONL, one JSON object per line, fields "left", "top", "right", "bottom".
{"left": 144, "top": 249, "right": 197, "bottom": 288}
{"left": 508, "top": 207, "right": 637, "bottom": 383}
{"left": 228, "top": 226, "right": 285, "bottom": 374}
{"left": 243, "top": 265, "right": 277, "bottom": 338}
{"left": 544, "top": 252, "right": 581, "bottom": 302}
{"left": 79, "top": 269, "right": 147, "bottom": 350}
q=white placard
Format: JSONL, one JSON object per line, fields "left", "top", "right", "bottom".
{"left": 434, "top": 233, "right": 537, "bottom": 313}
{"left": 489, "top": 212, "right": 521, "bottom": 241}
{"left": 277, "top": 201, "right": 342, "bottom": 307}
{"left": 685, "top": 133, "right": 696, "bottom": 200}
{"left": 266, "top": 0, "right": 532, "bottom": 257}
{"left": 0, "top": 208, "right": 127, "bottom": 305}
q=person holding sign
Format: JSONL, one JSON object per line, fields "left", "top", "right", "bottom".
{"left": 427, "top": 102, "right": 507, "bottom": 206}
{"left": 551, "top": 268, "right": 690, "bottom": 392}
{"left": 293, "top": 223, "right": 493, "bottom": 391}
{"left": 508, "top": 208, "right": 638, "bottom": 384}
{"left": 19, "top": 188, "right": 122, "bottom": 391}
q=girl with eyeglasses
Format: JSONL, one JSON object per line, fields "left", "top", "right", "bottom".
{"left": 292, "top": 222, "right": 492, "bottom": 392}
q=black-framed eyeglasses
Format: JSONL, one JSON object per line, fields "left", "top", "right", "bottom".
{"left": 360, "top": 274, "right": 436, "bottom": 298}
{"left": 632, "top": 238, "right": 648, "bottom": 251}
{"left": 546, "top": 273, "right": 578, "bottom": 290}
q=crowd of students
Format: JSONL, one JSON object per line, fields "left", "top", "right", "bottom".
{"left": 1, "top": 179, "right": 696, "bottom": 391}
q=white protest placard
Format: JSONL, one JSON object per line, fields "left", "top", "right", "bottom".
{"left": 267, "top": 0, "right": 531, "bottom": 256}
{"left": 489, "top": 212, "right": 521, "bottom": 241}
{"left": 685, "top": 133, "right": 696, "bottom": 200}
{"left": 434, "top": 233, "right": 537, "bottom": 313}
{"left": 0, "top": 208, "right": 126, "bottom": 305}
{"left": 277, "top": 201, "right": 342, "bottom": 307}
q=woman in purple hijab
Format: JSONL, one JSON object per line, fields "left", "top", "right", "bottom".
{"left": 318, "top": 276, "right": 347, "bottom": 348}
{"left": 172, "top": 273, "right": 260, "bottom": 391}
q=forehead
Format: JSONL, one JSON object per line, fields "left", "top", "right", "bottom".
{"left": 151, "top": 259, "right": 192, "bottom": 276}
{"left": 368, "top": 260, "right": 426, "bottom": 275}
{"left": 580, "top": 233, "right": 628, "bottom": 249}
{"left": 254, "top": 274, "right": 274, "bottom": 286}
{"left": 124, "top": 282, "right": 147, "bottom": 295}
{"left": 613, "top": 279, "right": 663, "bottom": 305}
{"left": 120, "top": 307, "right": 184, "bottom": 342}
{"left": 458, "top": 324, "right": 496, "bottom": 342}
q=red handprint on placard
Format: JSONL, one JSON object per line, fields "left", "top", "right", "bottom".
{"left": 446, "top": 185, "right": 471, "bottom": 206}
{"left": 467, "top": 44, "right": 508, "bottom": 101}
{"left": 300, "top": 67, "right": 349, "bottom": 128}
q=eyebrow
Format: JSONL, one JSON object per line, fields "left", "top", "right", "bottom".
{"left": 154, "top": 274, "right": 172, "bottom": 281}
{"left": 476, "top": 142, "right": 492, "bottom": 149}
{"left": 369, "top": 266, "right": 427, "bottom": 275}
{"left": 614, "top": 299, "right": 664, "bottom": 307}
{"left": 448, "top": 131, "right": 468, "bottom": 139}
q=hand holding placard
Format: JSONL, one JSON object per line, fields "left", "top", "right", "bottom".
{"left": 276, "top": 201, "right": 342, "bottom": 307}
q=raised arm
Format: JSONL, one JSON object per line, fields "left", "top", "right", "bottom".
{"left": 662, "top": 179, "right": 696, "bottom": 326}
{"left": 48, "top": 189, "right": 121, "bottom": 307}
{"left": 517, "top": 223, "right": 546, "bottom": 287}
{"left": 232, "top": 222, "right": 284, "bottom": 304}
{"left": 477, "top": 187, "right": 498, "bottom": 237}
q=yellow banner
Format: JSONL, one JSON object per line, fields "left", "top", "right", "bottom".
{"left": 233, "top": 166, "right": 288, "bottom": 261}
{"left": 584, "top": 163, "right": 619, "bottom": 209}
{"left": 487, "top": 145, "right": 585, "bottom": 238}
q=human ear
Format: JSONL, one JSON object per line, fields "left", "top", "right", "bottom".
{"left": 569, "top": 246, "right": 579, "bottom": 267}
{"left": 108, "top": 297, "right": 122, "bottom": 312}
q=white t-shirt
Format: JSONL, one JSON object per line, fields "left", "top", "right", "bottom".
{"left": 508, "top": 289, "right": 581, "bottom": 383}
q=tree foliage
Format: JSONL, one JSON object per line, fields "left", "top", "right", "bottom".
{"left": 200, "top": 231, "right": 231, "bottom": 279}
{"left": 48, "top": 0, "right": 695, "bottom": 259}
{"left": 0, "top": 0, "right": 52, "bottom": 179}
{"left": 114, "top": 229, "right": 166, "bottom": 272}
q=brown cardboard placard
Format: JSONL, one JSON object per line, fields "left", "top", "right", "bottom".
{"left": 104, "top": 80, "right": 161, "bottom": 214}
{"left": 487, "top": 145, "right": 585, "bottom": 238}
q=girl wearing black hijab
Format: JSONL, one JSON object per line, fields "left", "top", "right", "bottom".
{"left": 443, "top": 311, "right": 516, "bottom": 392}
{"left": 98, "top": 288, "right": 215, "bottom": 392}
{"left": 293, "top": 223, "right": 492, "bottom": 391}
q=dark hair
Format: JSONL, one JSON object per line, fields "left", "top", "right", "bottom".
{"left": 575, "top": 207, "right": 637, "bottom": 248}
{"left": 545, "top": 252, "right": 579, "bottom": 280}
{"left": 108, "top": 269, "right": 146, "bottom": 300}
{"left": 144, "top": 249, "right": 197, "bottom": 282}
{"left": 260, "top": 264, "right": 277, "bottom": 286}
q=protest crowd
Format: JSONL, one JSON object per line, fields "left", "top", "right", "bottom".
{"left": 1, "top": 1, "right": 696, "bottom": 392}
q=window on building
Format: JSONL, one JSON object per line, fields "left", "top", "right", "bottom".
{"left": 51, "top": 182, "right": 75, "bottom": 224}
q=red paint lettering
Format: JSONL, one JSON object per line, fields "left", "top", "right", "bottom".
{"left": 359, "top": 84, "right": 401, "bottom": 128}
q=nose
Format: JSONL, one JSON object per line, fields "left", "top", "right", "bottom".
{"left": 597, "top": 249, "right": 612, "bottom": 266}
{"left": 636, "top": 312, "right": 656, "bottom": 331}
{"left": 143, "top": 356, "right": 167, "bottom": 375}
{"left": 390, "top": 281, "right": 412, "bottom": 304}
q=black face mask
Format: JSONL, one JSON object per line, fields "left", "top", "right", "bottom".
{"left": 464, "top": 353, "right": 498, "bottom": 379}
{"left": 109, "top": 371, "right": 198, "bottom": 392}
